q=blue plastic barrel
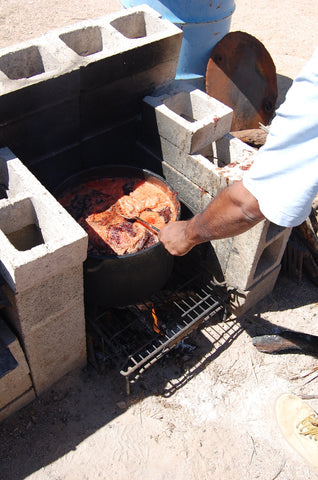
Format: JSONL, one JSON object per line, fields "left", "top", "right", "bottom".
{"left": 120, "top": 0, "right": 236, "bottom": 88}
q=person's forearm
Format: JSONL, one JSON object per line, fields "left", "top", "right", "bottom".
{"left": 186, "top": 180, "right": 264, "bottom": 243}
{"left": 158, "top": 181, "right": 265, "bottom": 256}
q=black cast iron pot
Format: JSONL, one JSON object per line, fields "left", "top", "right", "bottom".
{"left": 55, "top": 165, "right": 181, "bottom": 307}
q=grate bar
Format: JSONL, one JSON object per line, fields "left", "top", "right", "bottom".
{"left": 120, "top": 298, "right": 222, "bottom": 377}
{"left": 87, "top": 247, "right": 232, "bottom": 389}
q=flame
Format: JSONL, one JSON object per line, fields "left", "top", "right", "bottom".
{"left": 151, "top": 307, "right": 163, "bottom": 335}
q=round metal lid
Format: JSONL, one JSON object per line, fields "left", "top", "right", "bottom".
{"left": 205, "top": 31, "right": 278, "bottom": 131}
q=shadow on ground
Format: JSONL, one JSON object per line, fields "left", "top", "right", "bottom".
{"left": 0, "top": 265, "right": 316, "bottom": 480}
{"left": 0, "top": 299, "right": 239, "bottom": 479}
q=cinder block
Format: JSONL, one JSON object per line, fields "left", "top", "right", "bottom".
{"left": 160, "top": 138, "right": 230, "bottom": 197}
{"left": 162, "top": 161, "right": 213, "bottom": 213}
{"left": 4, "top": 264, "right": 84, "bottom": 333}
{"left": 0, "top": 99, "right": 80, "bottom": 164}
{"left": 0, "top": 390, "right": 35, "bottom": 423}
{"left": 75, "top": 7, "right": 182, "bottom": 91}
{"left": 143, "top": 86, "right": 233, "bottom": 154}
{"left": 21, "top": 299, "right": 86, "bottom": 395}
{"left": 159, "top": 132, "right": 289, "bottom": 291}
{"left": 141, "top": 127, "right": 257, "bottom": 193}
{"left": 209, "top": 237, "right": 234, "bottom": 276}
{"left": 0, "top": 5, "right": 182, "bottom": 163}
{"left": 0, "top": 150, "right": 88, "bottom": 397}
{"left": 211, "top": 133, "right": 257, "bottom": 168}
{"left": 30, "top": 142, "right": 83, "bottom": 192}
{"left": 230, "top": 264, "right": 281, "bottom": 317}
{"left": 0, "top": 34, "right": 80, "bottom": 123}
{"left": 80, "top": 58, "right": 178, "bottom": 138}
{"left": 214, "top": 221, "right": 291, "bottom": 290}
{"left": 0, "top": 318, "right": 35, "bottom": 416}
{"left": 29, "top": 117, "right": 140, "bottom": 200}
{"left": 0, "top": 150, "right": 88, "bottom": 293}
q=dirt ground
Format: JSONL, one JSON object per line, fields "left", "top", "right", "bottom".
{"left": 1, "top": 1, "right": 318, "bottom": 479}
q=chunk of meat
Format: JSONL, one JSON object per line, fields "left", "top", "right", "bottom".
{"left": 130, "top": 183, "right": 171, "bottom": 213}
{"left": 116, "top": 195, "right": 140, "bottom": 219}
{"left": 85, "top": 208, "right": 151, "bottom": 256}
{"left": 158, "top": 206, "right": 173, "bottom": 224}
{"left": 57, "top": 175, "right": 177, "bottom": 256}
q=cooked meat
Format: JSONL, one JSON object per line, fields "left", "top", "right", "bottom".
{"left": 139, "top": 210, "right": 166, "bottom": 230}
{"left": 116, "top": 195, "right": 140, "bottom": 219}
{"left": 158, "top": 206, "right": 173, "bottom": 224}
{"left": 130, "top": 182, "right": 172, "bottom": 213}
{"left": 58, "top": 176, "right": 177, "bottom": 256}
{"left": 85, "top": 208, "right": 150, "bottom": 255}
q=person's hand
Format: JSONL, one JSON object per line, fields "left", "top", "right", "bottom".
{"left": 158, "top": 220, "right": 196, "bottom": 256}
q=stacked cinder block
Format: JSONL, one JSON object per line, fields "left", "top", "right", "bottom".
{"left": 141, "top": 87, "right": 291, "bottom": 316}
{"left": 0, "top": 147, "right": 88, "bottom": 399}
{"left": 142, "top": 86, "right": 232, "bottom": 208}
{"left": 0, "top": 5, "right": 182, "bottom": 189}
{"left": 0, "top": 317, "right": 35, "bottom": 421}
{"left": 0, "top": 5, "right": 183, "bottom": 419}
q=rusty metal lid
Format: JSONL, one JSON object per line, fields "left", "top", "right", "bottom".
{"left": 205, "top": 31, "right": 277, "bottom": 131}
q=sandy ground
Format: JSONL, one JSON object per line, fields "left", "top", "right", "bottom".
{"left": 0, "top": 1, "right": 318, "bottom": 479}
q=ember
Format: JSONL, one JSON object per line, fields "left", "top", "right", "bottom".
{"left": 57, "top": 176, "right": 178, "bottom": 256}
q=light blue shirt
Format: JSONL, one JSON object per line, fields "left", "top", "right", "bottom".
{"left": 243, "top": 47, "right": 318, "bottom": 227}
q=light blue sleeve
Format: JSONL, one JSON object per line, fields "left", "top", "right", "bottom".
{"left": 243, "top": 47, "right": 318, "bottom": 227}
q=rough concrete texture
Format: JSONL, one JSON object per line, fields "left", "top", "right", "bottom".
{"left": 19, "top": 298, "right": 87, "bottom": 395}
{"left": 0, "top": 5, "right": 182, "bottom": 164}
{"left": 230, "top": 264, "right": 281, "bottom": 317}
{"left": 211, "top": 133, "right": 257, "bottom": 168}
{"left": 3, "top": 265, "right": 84, "bottom": 333}
{"left": 0, "top": 148, "right": 88, "bottom": 293}
{"left": 0, "top": 6, "right": 181, "bottom": 93}
{"left": 160, "top": 133, "right": 257, "bottom": 196}
{"left": 81, "top": 56, "right": 180, "bottom": 137}
{"left": 162, "top": 161, "right": 213, "bottom": 213}
{"left": 214, "top": 221, "right": 292, "bottom": 291}
{"left": 0, "top": 318, "right": 35, "bottom": 416}
{"left": 0, "top": 36, "right": 78, "bottom": 95}
{"left": 143, "top": 85, "right": 233, "bottom": 154}
{"left": 0, "top": 148, "right": 88, "bottom": 398}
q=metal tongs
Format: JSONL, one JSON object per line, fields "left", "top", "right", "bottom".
{"left": 116, "top": 210, "right": 160, "bottom": 235}
{"left": 130, "top": 215, "right": 160, "bottom": 235}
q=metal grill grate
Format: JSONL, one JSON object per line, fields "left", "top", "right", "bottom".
{"left": 86, "top": 247, "right": 231, "bottom": 393}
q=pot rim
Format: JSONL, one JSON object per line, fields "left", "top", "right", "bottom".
{"left": 55, "top": 164, "right": 181, "bottom": 259}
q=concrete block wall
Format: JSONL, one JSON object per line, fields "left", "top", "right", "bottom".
{"left": 141, "top": 90, "right": 292, "bottom": 315}
{"left": 0, "top": 147, "right": 88, "bottom": 398}
{"left": 0, "top": 6, "right": 183, "bottom": 419}
{"left": 0, "top": 5, "right": 182, "bottom": 183}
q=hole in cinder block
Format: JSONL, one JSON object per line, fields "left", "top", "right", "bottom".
{"left": 197, "top": 144, "right": 217, "bottom": 164}
{"left": 110, "top": 11, "right": 162, "bottom": 39}
{"left": 266, "top": 223, "right": 286, "bottom": 242}
{"left": 0, "top": 46, "right": 45, "bottom": 80}
{"left": 254, "top": 236, "right": 285, "bottom": 279}
{"left": 60, "top": 26, "right": 103, "bottom": 57}
{"left": 6, "top": 224, "right": 44, "bottom": 251}
{"left": 163, "top": 90, "right": 214, "bottom": 125}
{"left": 0, "top": 198, "right": 44, "bottom": 251}
{"left": 163, "top": 91, "right": 197, "bottom": 123}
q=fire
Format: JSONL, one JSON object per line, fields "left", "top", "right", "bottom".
{"left": 151, "top": 307, "right": 163, "bottom": 335}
